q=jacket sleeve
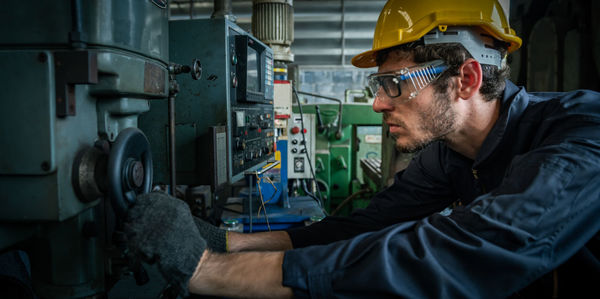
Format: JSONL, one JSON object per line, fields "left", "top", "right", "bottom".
{"left": 282, "top": 116, "right": 600, "bottom": 298}
{"left": 287, "top": 142, "right": 457, "bottom": 248}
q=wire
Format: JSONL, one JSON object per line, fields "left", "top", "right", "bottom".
{"left": 330, "top": 188, "right": 371, "bottom": 216}
{"left": 255, "top": 173, "right": 271, "bottom": 231}
{"left": 301, "top": 179, "right": 320, "bottom": 203}
{"left": 292, "top": 87, "right": 327, "bottom": 215}
{"left": 262, "top": 176, "right": 279, "bottom": 205}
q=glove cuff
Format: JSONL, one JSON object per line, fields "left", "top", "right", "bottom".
{"left": 193, "top": 217, "right": 228, "bottom": 252}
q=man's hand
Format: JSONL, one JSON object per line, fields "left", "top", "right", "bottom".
{"left": 124, "top": 191, "right": 206, "bottom": 297}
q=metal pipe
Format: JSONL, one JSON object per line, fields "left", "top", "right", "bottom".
{"left": 211, "top": 0, "right": 236, "bottom": 21}
{"left": 70, "top": 0, "right": 86, "bottom": 49}
{"left": 248, "top": 176, "right": 253, "bottom": 233}
{"left": 344, "top": 89, "right": 369, "bottom": 103}
{"left": 168, "top": 93, "right": 177, "bottom": 195}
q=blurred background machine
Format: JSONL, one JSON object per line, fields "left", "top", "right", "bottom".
{"left": 291, "top": 99, "right": 382, "bottom": 217}
{"left": 0, "top": 0, "right": 169, "bottom": 297}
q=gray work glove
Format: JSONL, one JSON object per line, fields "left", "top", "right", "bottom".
{"left": 124, "top": 191, "right": 206, "bottom": 297}
{"left": 192, "top": 217, "right": 228, "bottom": 252}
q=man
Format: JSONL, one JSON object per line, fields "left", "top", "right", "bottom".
{"left": 125, "top": 0, "right": 600, "bottom": 297}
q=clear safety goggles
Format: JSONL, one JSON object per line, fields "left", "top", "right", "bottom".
{"left": 367, "top": 60, "right": 447, "bottom": 101}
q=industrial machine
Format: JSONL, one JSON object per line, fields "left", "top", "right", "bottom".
{"left": 293, "top": 102, "right": 383, "bottom": 215}
{"left": 140, "top": 17, "right": 275, "bottom": 190}
{"left": 0, "top": 1, "right": 169, "bottom": 297}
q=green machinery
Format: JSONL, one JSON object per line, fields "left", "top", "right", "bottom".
{"left": 293, "top": 103, "right": 383, "bottom": 216}
{"left": 0, "top": 1, "right": 168, "bottom": 297}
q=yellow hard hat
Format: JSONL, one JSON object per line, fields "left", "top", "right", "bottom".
{"left": 352, "top": 0, "right": 522, "bottom": 68}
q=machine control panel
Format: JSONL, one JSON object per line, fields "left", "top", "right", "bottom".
{"left": 232, "top": 107, "right": 275, "bottom": 175}
{"left": 287, "top": 114, "right": 315, "bottom": 179}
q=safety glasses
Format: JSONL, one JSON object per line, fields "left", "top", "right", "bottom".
{"left": 367, "top": 60, "right": 447, "bottom": 101}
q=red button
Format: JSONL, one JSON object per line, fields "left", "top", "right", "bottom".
{"left": 291, "top": 126, "right": 300, "bottom": 134}
{"left": 303, "top": 128, "right": 307, "bottom": 134}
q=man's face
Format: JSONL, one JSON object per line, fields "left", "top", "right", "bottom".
{"left": 372, "top": 52, "right": 457, "bottom": 153}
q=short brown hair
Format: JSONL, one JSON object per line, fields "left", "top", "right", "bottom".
{"left": 376, "top": 43, "right": 509, "bottom": 101}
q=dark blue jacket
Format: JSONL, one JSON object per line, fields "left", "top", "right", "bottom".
{"left": 283, "top": 81, "right": 600, "bottom": 298}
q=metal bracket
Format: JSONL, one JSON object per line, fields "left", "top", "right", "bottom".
{"left": 54, "top": 51, "right": 98, "bottom": 117}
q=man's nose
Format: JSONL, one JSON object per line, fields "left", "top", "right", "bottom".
{"left": 372, "top": 93, "right": 393, "bottom": 113}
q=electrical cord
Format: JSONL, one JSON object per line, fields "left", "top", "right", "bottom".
{"left": 330, "top": 188, "right": 371, "bottom": 216}
{"left": 301, "top": 179, "right": 320, "bottom": 203}
{"left": 292, "top": 88, "right": 328, "bottom": 216}
{"left": 255, "top": 173, "right": 271, "bottom": 231}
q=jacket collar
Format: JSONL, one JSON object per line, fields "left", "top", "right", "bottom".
{"left": 473, "top": 80, "right": 529, "bottom": 167}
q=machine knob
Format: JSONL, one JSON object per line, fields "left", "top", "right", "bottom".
{"left": 291, "top": 139, "right": 298, "bottom": 144}
{"left": 236, "top": 139, "right": 246, "bottom": 150}
{"left": 291, "top": 148, "right": 298, "bottom": 154}
{"left": 291, "top": 126, "right": 300, "bottom": 134}
{"left": 300, "top": 149, "right": 306, "bottom": 153}
{"left": 231, "top": 74, "right": 238, "bottom": 88}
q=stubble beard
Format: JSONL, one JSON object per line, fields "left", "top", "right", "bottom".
{"left": 388, "top": 89, "right": 457, "bottom": 153}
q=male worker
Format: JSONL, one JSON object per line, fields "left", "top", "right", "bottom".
{"left": 124, "top": 0, "right": 600, "bottom": 297}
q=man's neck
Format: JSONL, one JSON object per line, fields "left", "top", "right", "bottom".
{"left": 446, "top": 97, "right": 502, "bottom": 160}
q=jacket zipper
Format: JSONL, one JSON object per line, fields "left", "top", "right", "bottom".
{"left": 472, "top": 169, "right": 487, "bottom": 193}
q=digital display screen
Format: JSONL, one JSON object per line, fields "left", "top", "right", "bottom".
{"left": 246, "top": 46, "right": 260, "bottom": 92}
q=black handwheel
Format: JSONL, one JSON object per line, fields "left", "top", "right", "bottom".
{"left": 107, "top": 127, "right": 153, "bottom": 219}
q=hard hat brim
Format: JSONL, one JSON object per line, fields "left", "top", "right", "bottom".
{"left": 351, "top": 49, "right": 378, "bottom": 68}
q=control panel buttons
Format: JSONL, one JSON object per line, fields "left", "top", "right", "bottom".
{"left": 291, "top": 148, "right": 298, "bottom": 153}
{"left": 291, "top": 126, "right": 300, "bottom": 134}
{"left": 291, "top": 139, "right": 298, "bottom": 144}
{"left": 245, "top": 151, "right": 253, "bottom": 161}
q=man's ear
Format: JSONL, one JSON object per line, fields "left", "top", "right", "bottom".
{"left": 456, "top": 58, "right": 483, "bottom": 100}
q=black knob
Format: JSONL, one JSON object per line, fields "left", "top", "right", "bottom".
{"left": 291, "top": 148, "right": 298, "bottom": 154}
{"left": 291, "top": 139, "right": 298, "bottom": 144}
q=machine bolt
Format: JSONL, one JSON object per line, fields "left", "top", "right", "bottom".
{"left": 41, "top": 161, "right": 50, "bottom": 171}
{"left": 129, "top": 161, "right": 145, "bottom": 188}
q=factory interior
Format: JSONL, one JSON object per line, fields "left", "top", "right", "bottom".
{"left": 1, "top": 0, "right": 599, "bottom": 298}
